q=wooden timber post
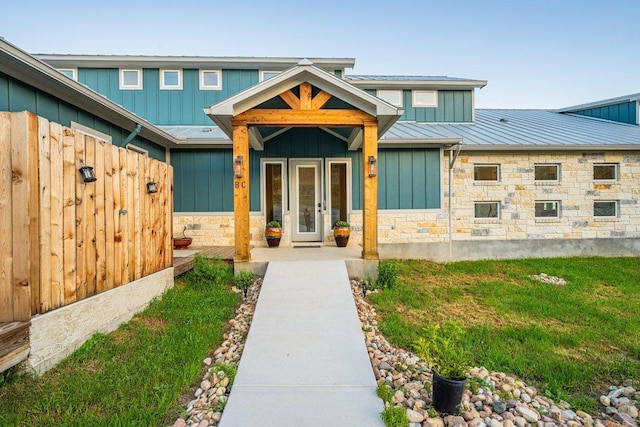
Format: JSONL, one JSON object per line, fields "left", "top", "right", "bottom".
{"left": 232, "top": 123, "right": 251, "bottom": 262}
{"left": 362, "top": 121, "right": 379, "bottom": 260}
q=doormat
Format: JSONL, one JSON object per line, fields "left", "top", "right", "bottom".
{"left": 293, "top": 245, "right": 321, "bottom": 248}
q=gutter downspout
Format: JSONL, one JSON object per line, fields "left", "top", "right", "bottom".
{"left": 123, "top": 124, "right": 142, "bottom": 146}
{"left": 448, "top": 143, "right": 462, "bottom": 261}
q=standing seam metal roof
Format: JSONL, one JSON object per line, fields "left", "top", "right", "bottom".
{"left": 380, "top": 110, "right": 640, "bottom": 148}
{"left": 157, "top": 110, "right": 640, "bottom": 148}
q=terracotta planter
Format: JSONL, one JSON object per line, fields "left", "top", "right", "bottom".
{"left": 333, "top": 226, "right": 350, "bottom": 247}
{"left": 265, "top": 226, "right": 282, "bottom": 248}
{"left": 173, "top": 237, "right": 192, "bottom": 249}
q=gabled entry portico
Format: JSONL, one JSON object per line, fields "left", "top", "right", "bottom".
{"left": 205, "top": 61, "right": 402, "bottom": 263}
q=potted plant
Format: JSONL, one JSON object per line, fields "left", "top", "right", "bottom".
{"left": 173, "top": 226, "right": 193, "bottom": 249}
{"left": 333, "top": 220, "right": 350, "bottom": 247}
{"left": 413, "top": 322, "right": 471, "bottom": 415}
{"left": 265, "top": 220, "right": 282, "bottom": 247}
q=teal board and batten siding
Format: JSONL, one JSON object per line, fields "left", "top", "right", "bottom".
{"left": 571, "top": 101, "right": 638, "bottom": 125}
{"left": 366, "top": 89, "right": 473, "bottom": 122}
{"left": 77, "top": 68, "right": 259, "bottom": 126}
{"left": 172, "top": 128, "right": 441, "bottom": 212}
{"left": 0, "top": 71, "right": 165, "bottom": 160}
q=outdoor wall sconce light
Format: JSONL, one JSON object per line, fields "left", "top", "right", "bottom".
{"left": 234, "top": 155, "right": 243, "bottom": 179}
{"left": 368, "top": 155, "right": 377, "bottom": 177}
{"left": 147, "top": 181, "right": 158, "bottom": 194}
{"left": 79, "top": 165, "right": 97, "bottom": 183}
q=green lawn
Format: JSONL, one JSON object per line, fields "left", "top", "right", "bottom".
{"left": 0, "top": 257, "right": 240, "bottom": 427}
{"left": 369, "top": 257, "right": 640, "bottom": 411}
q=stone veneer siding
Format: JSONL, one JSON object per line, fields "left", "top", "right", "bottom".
{"left": 174, "top": 150, "right": 640, "bottom": 250}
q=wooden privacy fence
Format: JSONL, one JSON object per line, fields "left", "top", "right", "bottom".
{"left": 0, "top": 111, "right": 173, "bottom": 321}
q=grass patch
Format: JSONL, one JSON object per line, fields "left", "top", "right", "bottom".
{"left": 368, "top": 257, "right": 640, "bottom": 412}
{"left": 0, "top": 256, "right": 241, "bottom": 426}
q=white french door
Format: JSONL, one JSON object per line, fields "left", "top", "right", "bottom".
{"left": 290, "top": 159, "right": 322, "bottom": 242}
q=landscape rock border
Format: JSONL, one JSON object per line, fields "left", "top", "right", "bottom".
{"left": 352, "top": 280, "right": 638, "bottom": 427}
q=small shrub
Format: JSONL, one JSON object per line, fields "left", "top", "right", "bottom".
{"left": 376, "top": 382, "right": 394, "bottom": 404}
{"left": 377, "top": 260, "right": 399, "bottom": 290}
{"left": 380, "top": 405, "right": 409, "bottom": 427}
{"left": 266, "top": 220, "right": 281, "bottom": 228}
{"left": 234, "top": 270, "right": 255, "bottom": 297}
{"left": 187, "top": 255, "right": 233, "bottom": 289}
{"left": 413, "top": 321, "right": 471, "bottom": 379}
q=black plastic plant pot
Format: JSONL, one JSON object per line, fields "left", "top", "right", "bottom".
{"left": 432, "top": 369, "right": 466, "bottom": 415}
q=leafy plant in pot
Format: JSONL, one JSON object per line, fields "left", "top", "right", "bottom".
{"left": 265, "top": 220, "right": 282, "bottom": 248}
{"left": 414, "top": 322, "right": 471, "bottom": 415}
{"left": 332, "top": 220, "right": 350, "bottom": 247}
{"left": 173, "top": 226, "right": 193, "bottom": 249}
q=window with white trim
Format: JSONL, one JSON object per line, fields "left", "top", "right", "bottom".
{"left": 412, "top": 90, "right": 438, "bottom": 108}
{"left": 260, "top": 71, "right": 280, "bottom": 81}
{"left": 377, "top": 90, "right": 403, "bottom": 107}
{"left": 70, "top": 121, "right": 112, "bottom": 143}
{"left": 535, "top": 201, "right": 560, "bottom": 218}
{"left": 594, "top": 201, "right": 618, "bottom": 218}
{"left": 199, "top": 70, "right": 222, "bottom": 90}
{"left": 119, "top": 69, "right": 142, "bottom": 90}
{"left": 58, "top": 68, "right": 77, "bottom": 80}
{"left": 474, "top": 202, "right": 500, "bottom": 219}
{"left": 474, "top": 164, "right": 500, "bottom": 182}
{"left": 160, "top": 69, "right": 182, "bottom": 90}
{"left": 593, "top": 163, "right": 618, "bottom": 181}
{"left": 534, "top": 164, "right": 560, "bottom": 181}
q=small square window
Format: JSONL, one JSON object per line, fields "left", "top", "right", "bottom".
{"left": 120, "top": 69, "right": 142, "bottom": 90}
{"left": 594, "top": 201, "right": 617, "bottom": 217}
{"left": 412, "top": 90, "right": 438, "bottom": 108}
{"left": 200, "top": 70, "right": 222, "bottom": 90}
{"left": 534, "top": 164, "right": 559, "bottom": 181}
{"left": 474, "top": 164, "right": 500, "bottom": 182}
{"left": 260, "top": 71, "right": 280, "bottom": 81}
{"left": 160, "top": 69, "right": 182, "bottom": 90}
{"left": 377, "top": 90, "right": 403, "bottom": 107}
{"left": 594, "top": 163, "right": 618, "bottom": 181}
{"left": 535, "top": 201, "right": 560, "bottom": 218}
{"left": 474, "top": 202, "right": 500, "bottom": 219}
{"left": 58, "top": 68, "right": 77, "bottom": 80}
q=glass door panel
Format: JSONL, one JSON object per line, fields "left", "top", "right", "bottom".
{"left": 330, "top": 163, "right": 347, "bottom": 226}
{"left": 291, "top": 160, "right": 322, "bottom": 242}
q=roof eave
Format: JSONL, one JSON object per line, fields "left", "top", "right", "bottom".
{"left": 348, "top": 80, "right": 488, "bottom": 90}
{"left": 34, "top": 54, "right": 356, "bottom": 71}
{"left": 1, "top": 39, "right": 179, "bottom": 149}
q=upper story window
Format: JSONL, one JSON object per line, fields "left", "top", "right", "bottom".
{"left": 534, "top": 164, "right": 560, "bottom": 181}
{"left": 377, "top": 90, "right": 403, "bottom": 107}
{"left": 200, "top": 70, "right": 222, "bottom": 90}
{"left": 260, "top": 71, "right": 280, "bottom": 82}
{"left": 412, "top": 90, "right": 438, "bottom": 108}
{"left": 160, "top": 69, "right": 182, "bottom": 90}
{"left": 474, "top": 164, "right": 500, "bottom": 182}
{"left": 593, "top": 163, "right": 618, "bottom": 181}
{"left": 120, "top": 69, "right": 143, "bottom": 90}
{"left": 58, "top": 68, "right": 77, "bottom": 80}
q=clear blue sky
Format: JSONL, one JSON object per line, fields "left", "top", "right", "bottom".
{"left": 2, "top": 0, "right": 638, "bottom": 109}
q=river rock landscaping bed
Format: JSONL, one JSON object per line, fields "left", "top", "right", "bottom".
{"left": 173, "top": 275, "right": 637, "bottom": 427}
{"left": 352, "top": 280, "right": 639, "bottom": 427}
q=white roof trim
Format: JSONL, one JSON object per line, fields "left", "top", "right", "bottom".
{"left": 204, "top": 62, "right": 402, "bottom": 148}
{"left": 35, "top": 54, "right": 356, "bottom": 71}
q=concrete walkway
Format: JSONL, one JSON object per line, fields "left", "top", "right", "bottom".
{"left": 220, "top": 260, "right": 383, "bottom": 427}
